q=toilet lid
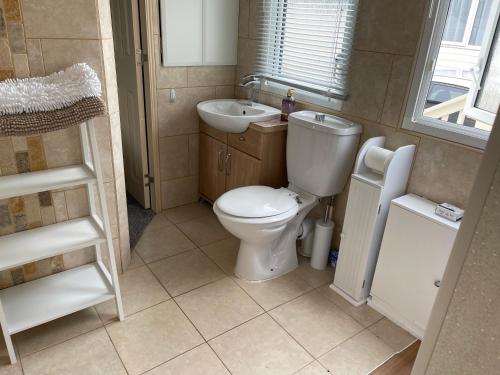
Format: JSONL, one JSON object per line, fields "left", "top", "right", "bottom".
{"left": 216, "top": 186, "right": 298, "bottom": 218}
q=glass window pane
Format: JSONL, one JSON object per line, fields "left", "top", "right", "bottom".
{"left": 476, "top": 27, "right": 500, "bottom": 115}
{"left": 469, "top": 0, "right": 493, "bottom": 46}
{"left": 443, "top": 0, "right": 472, "bottom": 43}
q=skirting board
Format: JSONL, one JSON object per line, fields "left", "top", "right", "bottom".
{"left": 329, "top": 283, "right": 366, "bottom": 307}
{"left": 367, "top": 295, "right": 424, "bottom": 339}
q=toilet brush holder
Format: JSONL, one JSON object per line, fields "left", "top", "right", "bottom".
{"left": 311, "top": 218, "right": 334, "bottom": 270}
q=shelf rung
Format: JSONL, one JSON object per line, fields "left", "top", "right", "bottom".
{"left": 0, "top": 164, "right": 96, "bottom": 200}
{"left": 0, "top": 217, "right": 105, "bottom": 272}
{"left": 0, "top": 263, "right": 115, "bottom": 334}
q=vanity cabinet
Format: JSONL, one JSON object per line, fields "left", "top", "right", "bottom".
{"left": 199, "top": 120, "right": 287, "bottom": 203}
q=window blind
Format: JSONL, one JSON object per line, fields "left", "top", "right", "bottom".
{"left": 255, "top": 0, "right": 358, "bottom": 100}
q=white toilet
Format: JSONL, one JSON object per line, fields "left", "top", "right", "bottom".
{"left": 213, "top": 111, "right": 362, "bottom": 281}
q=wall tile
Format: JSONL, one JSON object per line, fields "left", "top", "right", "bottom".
{"left": 40, "top": 39, "right": 104, "bottom": 80}
{"left": 96, "top": 0, "right": 113, "bottom": 39}
{"left": 341, "top": 50, "right": 392, "bottom": 122}
{"left": 65, "top": 188, "right": 90, "bottom": 219}
{"left": 248, "top": 0, "right": 258, "bottom": 40}
{"left": 26, "top": 135, "right": 47, "bottom": 171}
{"left": 94, "top": 116, "right": 114, "bottom": 182}
{"left": 0, "top": 38, "right": 12, "bottom": 68}
{"left": 408, "top": 138, "right": 482, "bottom": 208}
{"left": 38, "top": 191, "right": 52, "bottom": 207}
{"left": 3, "top": 0, "right": 21, "bottom": 21}
{"left": 0, "top": 9, "right": 5, "bottom": 38}
{"left": 158, "top": 87, "right": 215, "bottom": 137}
{"left": 236, "top": 37, "right": 256, "bottom": 81}
{"left": 6, "top": 22, "right": 25, "bottom": 52}
{"left": 15, "top": 151, "right": 30, "bottom": 172}
{"left": 100, "top": 38, "right": 119, "bottom": 114}
{"left": 25, "top": 38, "right": 44, "bottom": 76}
{"left": 0, "top": 138, "right": 16, "bottom": 175}
{"left": 11, "top": 136, "right": 27, "bottom": 151}
{"left": 40, "top": 205, "right": 56, "bottom": 225}
{"left": 21, "top": 0, "right": 99, "bottom": 39}
{"left": 12, "top": 52, "right": 29, "bottom": 78}
{"left": 104, "top": 181, "right": 119, "bottom": 239}
{"left": 0, "top": 68, "right": 14, "bottom": 80}
{"left": 239, "top": 0, "right": 250, "bottom": 38}
{"left": 354, "top": 0, "right": 427, "bottom": 56}
{"left": 52, "top": 191, "right": 68, "bottom": 222}
{"left": 23, "top": 194, "right": 42, "bottom": 228}
{"left": 157, "top": 66, "right": 188, "bottom": 89}
{"left": 161, "top": 176, "right": 199, "bottom": 209}
{"left": 188, "top": 66, "right": 236, "bottom": 87}
{"left": 380, "top": 56, "right": 414, "bottom": 127}
{"left": 42, "top": 126, "right": 82, "bottom": 168}
{"left": 216, "top": 85, "right": 235, "bottom": 99}
{"left": 159, "top": 135, "right": 190, "bottom": 180}
{"left": 188, "top": 133, "right": 199, "bottom": 175}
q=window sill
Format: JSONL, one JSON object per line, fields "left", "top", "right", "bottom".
{"left": 260, "top": 80, "right": 344, "bottom": 112}
{"left": 402, "top": 115, "right": 489, "bottom": 149}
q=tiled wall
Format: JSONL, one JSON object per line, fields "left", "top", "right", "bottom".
{"left": 237, "top": 0, "right": 484, "bottom": 246}
{"left": 0, "top": 0, "right": 130, "bottom": 288}
{"left": 152, "top": 2, "right": 237, "bottom": 209}
{"left": 426, "top": 151, "right": 500, "bottom": 375}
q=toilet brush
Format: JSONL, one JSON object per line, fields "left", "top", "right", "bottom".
{"left": 310, "top": 198, "right": 335, "bottom": 270}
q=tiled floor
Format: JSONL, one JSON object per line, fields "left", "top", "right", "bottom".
{"left": 0, "top": 202, "right": 417, "bottom": 375}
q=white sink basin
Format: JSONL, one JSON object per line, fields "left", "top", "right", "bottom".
{"left": 197, "top": 99, "right": 281, "bottom": 133}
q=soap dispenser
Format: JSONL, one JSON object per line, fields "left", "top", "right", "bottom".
{"left": 281, "top": 88, "right": 296, "bottom": 121}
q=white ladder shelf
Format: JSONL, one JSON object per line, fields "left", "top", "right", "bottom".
{"left": 0, "top": 120, "right": 124, "bottom": 364}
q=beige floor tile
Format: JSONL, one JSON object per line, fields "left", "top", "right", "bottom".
{"left": 106, "top": 301, "right": 204, "bottom": 375}
{"left": 143, "top": 215, "right": 173, "bottom": 234}
{"left": 294, "top": 361, "right": 330, "bottom": 375}
{"left": 317, "top": 285, "right": 384, "bottom": 327}
{"left": 269, "top": 290, "right": 364, "bottom": 357}
{"left": 209, "top": 314, "right": 312, "bottom": 375}
{"left": 176, "top": 278, "right": 264, "bottom": 339}
{"left": 233, "top": 270, "right": 313, "bottom": 311}
{"left": 22, "top": 328, "right": 126, "bottom": 375}
{"left": 128, "top": 251, "right": 145, "bottom": 270}
{"left": 150, "top": 249, "right": 225, "bottom": 297}
{"left": 135, "top": 224, "right": 196, "bottom": 263}
{"left": 319, "top": 330, "right": 395, "bottom": 375}
{"left": 96, "top": 266, "right": 170, "bottom": 323}
{"left": 200, "top": 237, "right": 240, "bottom": 275}
{"left": 368, "top": 318, "right": 417, "bottom": 352}
{"left": 295, "top": 256, "right": 335, "bottom": 288}
{"left": 145, "top": 344, "right": 230, "bottom": 375}
{"left": 177, "top": 214, "right": 231, "bottom": 246}
{"left": 163, "top": 202, "right": 213, "bottom": 224}
{"left": 15, "top": 308, "right": 102, "bottom": 357}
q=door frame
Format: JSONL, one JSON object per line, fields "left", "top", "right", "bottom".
{"left": 411, "top": 113, "right": 500, "bottom": 373}
{"left": 138, "top": 0, "right": 162, "bottom": 212}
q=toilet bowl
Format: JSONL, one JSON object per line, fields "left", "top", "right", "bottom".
{"left": 214, "top": 185, "right": 318, "bottom": 281}
{"left": 213, "top": 111, "right": 363, "bottom": 282}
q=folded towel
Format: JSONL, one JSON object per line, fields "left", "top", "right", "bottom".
{"left": 0, "top": 63, "right": 102, "bottom": 115}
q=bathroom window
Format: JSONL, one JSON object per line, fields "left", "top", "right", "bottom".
{"left": 403, "top": 0, "right": 499, "bottom": 149}
{"left": 255, "top": 0, "right": 358, "bottom": 105}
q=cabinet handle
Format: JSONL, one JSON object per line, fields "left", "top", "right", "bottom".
{"left": 434, "top": 280, "right": 441, "bottom": 288}
{"left": 225, "top": 153, "right": 232, "bottom": 176}
{"left": 239, "top": 135, "right": 246, "bottom": 141}
{"left": 217, "top": 150, "right": 225, "bottom": 172}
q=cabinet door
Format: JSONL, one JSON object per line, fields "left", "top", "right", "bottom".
{"left": 203, "top": 0, "right": 239, "bottom": 65}
{"left": 199, "top": 133, "right": 226, "bottom": 202}
{"left": 161, "top": 0, "right": 203, "bottom": 66}
{"left": 226, "top": 147, "right": 261, "bottom": 191}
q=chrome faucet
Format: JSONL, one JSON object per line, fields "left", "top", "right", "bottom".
{"left": 239, "top": 74, "right": 260, "bottom": 106}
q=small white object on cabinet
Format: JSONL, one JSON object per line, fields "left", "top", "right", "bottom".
{"left": 332, "top": 137, "right": 416, "bottom": 306}
{"left": 368, "top": 194, "right": 460, "bottom": 339}
{"left": 161, "top": 0, "right": 239, "bottom": 66}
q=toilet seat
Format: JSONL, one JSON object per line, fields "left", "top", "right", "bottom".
{"left": 215, "top": 186, "right": 298, "bottom": 219}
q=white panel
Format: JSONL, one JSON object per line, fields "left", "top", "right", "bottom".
{"left": 203, "top": 0, "right": 239, "bottom": 65}
{"left": 334, "top": 177, "right": 381, "bottom": 301}
{"left": 161, "top": 0, "right": 203, "bottom": 66}
{"left": 369, "top": 198, "right": 458, "bottom": 338}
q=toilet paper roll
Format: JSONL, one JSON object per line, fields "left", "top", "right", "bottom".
{"left": 364, "top": 146, "right": 394, "bottom": 174}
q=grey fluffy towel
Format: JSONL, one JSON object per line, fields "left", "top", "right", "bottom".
{"left": 0, "top": 96, "right": 106, "bottom": 136}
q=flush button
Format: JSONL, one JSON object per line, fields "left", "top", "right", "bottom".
{"left": 315, "top": 113, "right": 326, "bottom": 122}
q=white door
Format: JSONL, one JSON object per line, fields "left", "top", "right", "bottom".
{"left": 110, "top": 0, "right": 150, "bottom": 208}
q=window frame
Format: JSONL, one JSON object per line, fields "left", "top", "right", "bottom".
{"left": 403, "top": 0, "right": 498, "bottom": 149}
